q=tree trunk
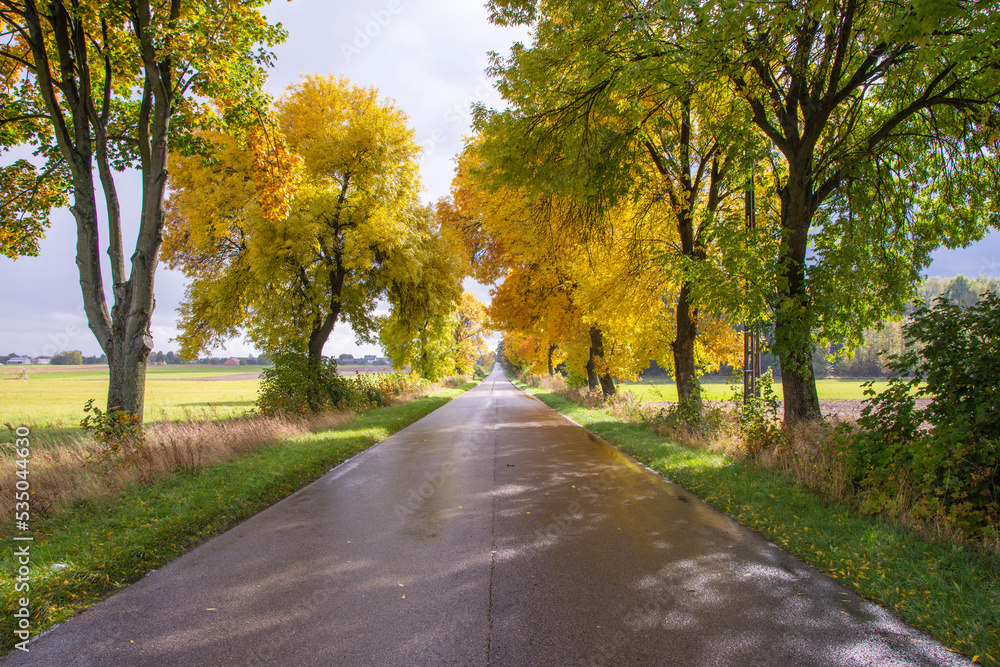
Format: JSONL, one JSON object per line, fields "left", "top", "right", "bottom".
{"left": 586, "top": 338, "right": 599, "bottom": 391}
{"left": 308, "top": 315, "right": 336, "bottom": 364}
{"left": 307, "top": 267, "right": 347, "bottom": 364}
{"left": 775, "top": 166, "right": 822, "bottom": 424}
{"left": 672, "top": 283, "right": 699, "bottom": 404}
{"left": 547, "top": 343, "right": 556, "bottom": 376}
{"left": 106, "top": 330, "right": 152, "bottom": 418}
{"left": 589, "top": 326, "right": 616, "bottom": 397}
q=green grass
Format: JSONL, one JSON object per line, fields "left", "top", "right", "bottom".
{"left": 622, "top": 376, "right": 895, "bottom": 402}
{"left": 0, "top": 383, "right": 474, "bottom": 654}
{"left": 0, "top": 365, "right": 263, "bottom": 431}
{"left": 517, "top": 381, "right": 999, "bottom": 665}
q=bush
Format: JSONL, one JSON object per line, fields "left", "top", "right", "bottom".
{"left": 80, "top": 398, "right": 147, "bottom": 473}
{"left": 257, "top": 354, "right": 350, "bottom": 415}
{"left": 440, "top": 374, "right": 471, "bottom": 388}
{"left": 732, "top": 369, "right": 783, "bottom": 457}
{"left": 851, "top": 293, "right": 999, "bottom": 536}
{"left": 642, "top": 379, "right": 728, "bottom": 448}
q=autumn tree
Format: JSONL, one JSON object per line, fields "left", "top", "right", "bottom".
{"left": 687, "top": 0, "right": 1000, "bottom": 422}
{"left": 486, "top": 0, "right": 1000, "bottom": 423}
{"left": 164, "top": 75, "right": 461, "bottom": 365}
{"left": 0, "top": 1, "right": 283, "bottom": 421}
{"left": 381, "top": 290, "right": 490, "bottom": 380}
{"left": 477, "top": 0, "right": 768, "bottom": 405}
{"left": 452, "top": 292, "right": 491, "bottom": 375}
{"left": 443, "top": 141, "right": 746, "bottom": 397}
{"left": 441, "top": 146, "right": 620, "bottom": 393}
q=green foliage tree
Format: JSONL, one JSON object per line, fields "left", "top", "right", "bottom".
{"left": 164, "top": 75, "right": 463, "bottom": 365}
{"left": 487, "top": 0, "right": 1000, "bottom": 424}
{"left": 50, "top": 350, "right": 83, "bottom": 365}
{"left": 0, "top": 1, "right": 284, "bottom": 421}
{"left": 686, "top": 0, "right": 1000, "bottom": 422}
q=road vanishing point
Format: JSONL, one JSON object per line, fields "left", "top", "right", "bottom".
{"left": 3, "top": 367, "right": 969, "bottom": 666}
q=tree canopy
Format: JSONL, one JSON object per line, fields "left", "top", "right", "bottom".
{"left": 480, "top": 0, "right": 1000, "bottom": 422}
{"left": 0, "top": 0, "right": 284, "bottom": 420}
{"left": 164, "top": 74, "right": 463, "bottom": 368}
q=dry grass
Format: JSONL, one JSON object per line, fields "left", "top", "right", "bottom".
{"left": 758, "top": 419, "right": 852, "bottom": 498}
{"left": 439, "top": 375, "right": 472, "bottom": 389}
{"left": 756, "top": 419, "right": 1000, "bottom": 561}
{"left": 0, "top": 410, "right": 354, "bottom": 523}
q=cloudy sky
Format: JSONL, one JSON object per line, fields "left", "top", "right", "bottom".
{"left": 0, "top": 1, "right": 997, "bottom": 360}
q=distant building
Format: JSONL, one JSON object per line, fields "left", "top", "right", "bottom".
{"left": 7, "top": 357, "right": 31, "bottom": 365}
{"left": 224, "top": 357, "right": 241, "bottom": 366}
{"left": 35, "top": 357, "right": 51, "bottom": 365}
{"left": 363, "top": 354, "right": 377, "bottom": 363}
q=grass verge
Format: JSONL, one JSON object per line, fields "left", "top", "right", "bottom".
{"left": 0, "top": 383, "right": 473, "bottom": 654}
{"left": 517, "top": 381, "right": 999, "bottom": 665}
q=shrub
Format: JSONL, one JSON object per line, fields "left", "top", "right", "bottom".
{"left": 80, "top": 398, "right": 147, "bottom": 474}
{"left": 257, "top": 354, "right": 349, "bottom": 415}
{"left": 851, "top": 293, "right": 1000, "bottom": 536}
{"left": 644, "top": 379, "right": 727, "bottom": 448}
{"left": 731, "top": 369, "right": 783, "bottom": 457}
{"left": 440, "top": 374, "right": 471, "bottom": 388}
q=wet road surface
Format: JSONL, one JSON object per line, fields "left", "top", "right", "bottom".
{"left": 4, "top": 367, "right": 968, "bottom": 665}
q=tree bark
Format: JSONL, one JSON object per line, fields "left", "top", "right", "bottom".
{"left": 775, "top": 164, "right": 822, "bottom": 423}
{"left": 547, "top": 343, "right": 556, "bottom": 377}
{"left": 586, "top": 339, "right": 599, "bottom": 391}
{"left": 672, "top": 284, "right": 699, "bottom": 404}
{"left": 588, "top": 326, "right": 616, "bottom": 397}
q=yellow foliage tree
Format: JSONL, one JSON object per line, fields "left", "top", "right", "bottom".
{"left": 444, "top": 139, "right": 744, "bottom": 396}
{"left": 163, "top": 75, "right": 462, "bottom": 363}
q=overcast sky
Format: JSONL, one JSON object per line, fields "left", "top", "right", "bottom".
{"left": 0, "top": 1, "right": 997, "bottom": 359}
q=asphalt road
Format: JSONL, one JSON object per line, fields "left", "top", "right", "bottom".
{"left": 4, "top": 367, "right": 968, "bottom": 666}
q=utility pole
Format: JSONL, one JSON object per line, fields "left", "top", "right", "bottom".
{"left": 743, "top": 177, "right": 760, "bottom": 405}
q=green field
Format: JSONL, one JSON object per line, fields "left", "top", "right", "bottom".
{"left": 0, "top": 365, "right": 262, "bottom": 430}
{"left": 621, "top": 376, "right": 893, "bottom": 402}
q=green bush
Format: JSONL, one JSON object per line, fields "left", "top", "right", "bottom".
{"left": 645, "top": 379, "right": 727, "bottom": 447}
{"left": 257, "top": 354, "right": 349, "bottom": 415}
{"left": 257, "top": 354, "right": 428, "bottom": 415}
{"left": 852, "top": 293, "right": 999, "bottom": 535}
{"left": 80, "top": 398, "right": 147, "bottom": 472}
{"left": 732, "top": 369, "right": 783, "bottom": 457}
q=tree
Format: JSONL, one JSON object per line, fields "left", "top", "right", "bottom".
{"left": 0, "top": 1, "right": 284, "bottom": 421}
{"left": 445, "top": 133, "right": 746, "bottom": 398}
{"left": 486, "top": 0, "right": 1000, "bottom": 423}
{"left": 452, "top": 292, "right": 491, "bottom": 375}
{"left": 687, "top": 0, "right": 1000, "bottom": 422}
{"left": 50, "top": 350, "right": 83, "bottom": 365}
{"left": 477, "top": 0, "right": 770, "bottom": 404}
{"left": 441, "top": 147, "right": 624, "bottom": 395}
{"left": 164, "top": 75, "right": 461, "bottom": 364}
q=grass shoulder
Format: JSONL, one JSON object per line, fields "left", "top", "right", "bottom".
{"left": 0, "top": 382, "right": 475, "bottom": 654}
{"left": 516, "top": 380, "right": 999, "bottom": 665}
